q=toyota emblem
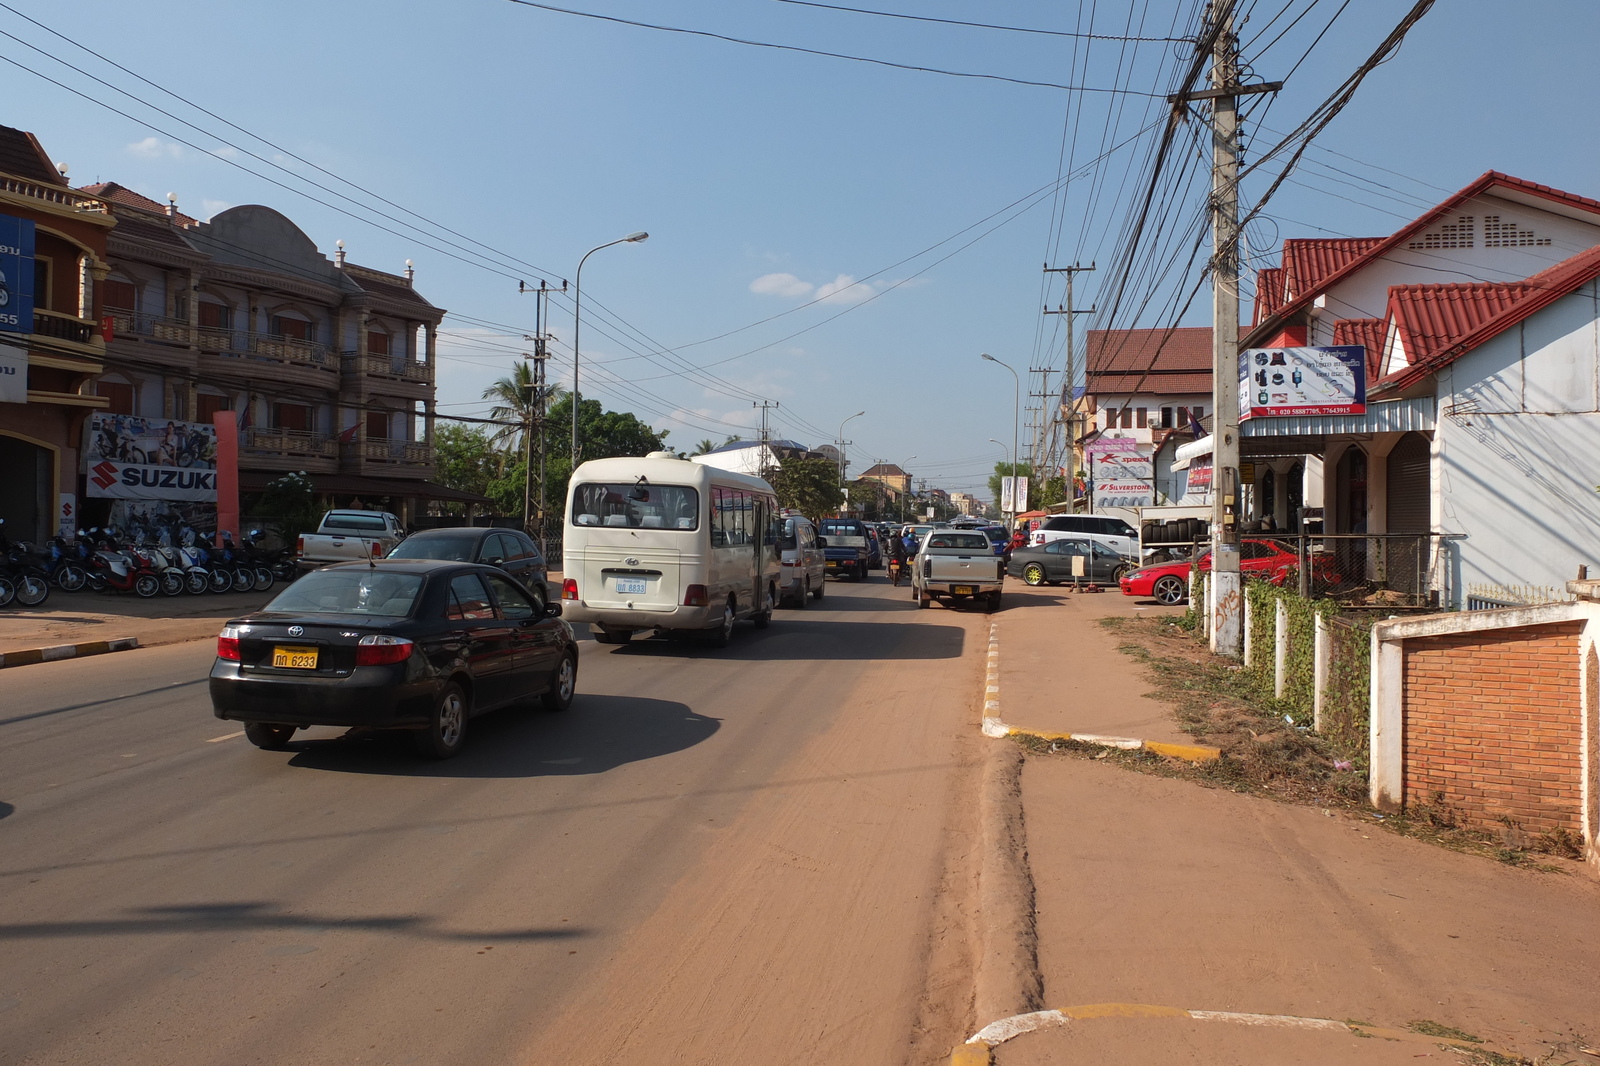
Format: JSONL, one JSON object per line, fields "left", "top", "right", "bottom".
{"left": 288, "top": 625, "right": 304, "bottom": 637}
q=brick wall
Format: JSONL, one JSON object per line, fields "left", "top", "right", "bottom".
{"left": 1402, "top": 621, "right": 1582, "bottom": 834}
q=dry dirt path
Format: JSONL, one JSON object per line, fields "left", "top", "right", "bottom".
{"left": 0, "top": 576, "right": 987, "bottom": 1066}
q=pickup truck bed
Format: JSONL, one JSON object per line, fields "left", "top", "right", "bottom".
{"left": 912, "top": 531, "right": 1004, "bottom": 611}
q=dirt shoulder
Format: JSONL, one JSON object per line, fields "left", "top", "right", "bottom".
{"left": 0, "top": 590, "right": 271, "bottom": 654}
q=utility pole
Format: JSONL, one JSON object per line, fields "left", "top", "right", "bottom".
{"left": 753, "top": 399, "right": 780, "bottom": 482}
{"left": 519, "top": 279, "right": 565, "bottom": 556}
{"left": 1044, "top": 262, "right": 1095, "bottom": 506}
{"left": 1170, "top": 1, "right": 1279, "bottom": 656}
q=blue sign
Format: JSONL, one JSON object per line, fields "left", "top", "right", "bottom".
{"left": 0, "top": 213, "right": 35, "bottom": 335}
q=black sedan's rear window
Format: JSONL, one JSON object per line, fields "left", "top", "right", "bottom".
{"left": 388, "top": 533, "right": 478, "bottom": 562}
{"left": 268, "top": 570, "right": 424, "bottom": 617}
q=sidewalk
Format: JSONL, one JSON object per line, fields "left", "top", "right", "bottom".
{"left": 0, "top": 590, "right": 271, "bottom": 657}
{"left": 971, "top": 583, "right": 1600, "bottom": 1065}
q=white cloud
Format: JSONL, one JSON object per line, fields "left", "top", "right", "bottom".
{"left": 815, "top": 273, "right": 875, "bottom": 305}
{"left": 749, "top": 272, "right": 813, "bottom": 298}
{"left": 127, "top": 137, "right": 183, "bottom": 160}
{"left": 200, "top": 199, "right": 231, "bottom": 219}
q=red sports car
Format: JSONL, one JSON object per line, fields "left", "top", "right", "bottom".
{"left": 1118, "top": 539, "right": 1333, "bottom": 605}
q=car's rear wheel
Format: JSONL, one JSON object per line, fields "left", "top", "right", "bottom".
{"left": 705, "top": 600, "right": 736, "bottom": 647}
{"left": 414, "top": 683, "right": 468, "bottom": 759}
{"left": 1022, "top": 563, "right": 1047, "bottom": 586}
{"left": 244, "top": 722, "right": 296, "bottom": 750}
{"left": 1111, "top": 564, "right": 1131, "bottom": 584}
{"left": 986, "top": 591, "right": 1001, "bottom": 613}
{"left": 753, "top": 584, "right": 774, "bottom": 629}
{"left": 917, "top": 588, "right": 931, "bottom": 609}
{"left": 1153, "top": 575, "right": 1187, "bottom": 605}
{"left": 812, "top": 577, "right": 824, "bottom": 600}
{"left": 542, "top": 653, "right": 577, "bottom": 712}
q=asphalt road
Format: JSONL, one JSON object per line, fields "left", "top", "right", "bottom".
{"left": 0, "top": 577, "right": 987, "bottom": 1066}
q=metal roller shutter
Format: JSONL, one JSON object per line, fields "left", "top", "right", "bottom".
{"left": 1385, "top": 433, "right": 1431, "bottom": 533}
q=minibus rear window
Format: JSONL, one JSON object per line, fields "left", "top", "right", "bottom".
{"left": 571, "top": 483, "right": 700, "bottom": 531}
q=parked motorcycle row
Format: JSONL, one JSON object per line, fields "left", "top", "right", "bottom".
{"left": 0, "top": 521, "right": 295, "bottom": 608}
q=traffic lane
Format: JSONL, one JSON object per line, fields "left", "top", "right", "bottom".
{"left": 0, "top": 582, "right": 972, "bottom": 1066}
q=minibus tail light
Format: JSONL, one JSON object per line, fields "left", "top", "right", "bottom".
{"left": 683, "top": 584, "right": 709, "bottom": 607}
{"left": 562, "top": 578, "right": 578, "bottom": 601}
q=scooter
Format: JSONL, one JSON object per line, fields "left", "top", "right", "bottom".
{"left": 0, "top": 521, "right": 52, "bottom": 607}
{"left": 82, "top": 528, "right": 161, "bottom": 598}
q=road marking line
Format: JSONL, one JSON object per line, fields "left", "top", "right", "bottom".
{"left": 207, "top": 731, "right": 246, "bottom": 743}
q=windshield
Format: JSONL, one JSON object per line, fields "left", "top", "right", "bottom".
{"left": 321, "top": 512, "right": 389, "bottom": 532}
{"left": 387, "top": 534, "right": 476, "bottom": 562}
{"left": 818, "top": 521, "right": 863, "bottom": 537}
{"left": 926, "top": 533, "right": 990, "bottom": 550}
{"left": 571, "top": 482, "right": 700, "bottom": 530}
{"left": 268, "top": 570, "right": 424, "bottom": 616}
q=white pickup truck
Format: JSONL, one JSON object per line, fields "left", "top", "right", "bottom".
{"left": 912, "top": 530, "right": 1005, "bottom": 612}
{"left": 295, "top": 511, "right": 407, "bottom": 570}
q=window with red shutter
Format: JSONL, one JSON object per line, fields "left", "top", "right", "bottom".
{"left": 367, "top": 331, "right": 390, "bottom": 355}
{"left": 102, "top": 280, "right": 136, "bottom": 311}
{"left": 272, "top": 316, "right": 310, "bottom": 340}
{"left": 198, "top": 302, "right": 231, "bottom": 329}
{"left": 197, "top": 394, "right": 230, "bottom": 421}
{"left": 275, "top": 403, "right": 313, "bottom": 432}
{"left": 366, "top": 411, "right": 389, "bottom": 440}
{"left": 97, "top": 381, "right": 135, "bottom": 415}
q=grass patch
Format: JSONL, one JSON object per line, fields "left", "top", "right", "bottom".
{"left": 1410, "top": 1020, "right": 1482, "bottom": 1043}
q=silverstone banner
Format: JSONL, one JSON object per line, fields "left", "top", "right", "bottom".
{"left": 1087, "top": 437, "right": 1153, "bottom": 509}
{"left": 85, "top": 413, "right": 220, "bottom": 501}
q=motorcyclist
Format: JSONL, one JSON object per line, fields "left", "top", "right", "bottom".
{"left": 887, "top": 530, "right": 909, "bottom": 583}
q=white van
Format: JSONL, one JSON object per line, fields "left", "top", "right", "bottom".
{"left": 562, "top": 453, "right": 781, "bottom": 646}
{"left": 777, "top": 512, "right": 826, "bottom": 606}
{"left": 1028, "top": 513, "right": 1140, "bottom": 560}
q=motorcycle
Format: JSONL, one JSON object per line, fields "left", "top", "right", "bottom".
{"left": 222, "top": 531, "right": 274, "bottom": 593}
{"left": 43, "top": 535, "right": 89, "bottom": 591}
{"left": 82, "top": 527, "right": 162, "bottom": 598}
{"left": 214, "top": 531, "right": 256, "bottom": 593}
{"left": 888, "top": 555, "right": 906, "bottom": 586}
{"left": 0, "top": 522, "right": 53, "bottom": 608}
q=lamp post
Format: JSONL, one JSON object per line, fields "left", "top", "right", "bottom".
{"left": 987, "top": 437, "right": 1009, "bottom": 519}
{"left": 899, "top": 454, "right": 917, "bottom": 522}
{"left": 572, "top": 231, "right": 648, "bottom": 466}
{"left": 981, "top": 353, "right": 1020, "bottom": 521}
{"left": 836, "top": 410, "right": 865, "bottom": 513}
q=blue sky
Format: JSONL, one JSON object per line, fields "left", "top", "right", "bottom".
{"left": 9, "top": 0, "right": 1598, "bottom": 498}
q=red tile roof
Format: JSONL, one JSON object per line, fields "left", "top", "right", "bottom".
{"left": 77, "top": 182, "right": 199, "bottom": 226}
{"left": 1244, "top": 172, "right": 1600, "bottom": 348}
{"left": 1330, "top": 318, "right": 1390, "bottom": 382}
{"left": 1251, "top": 267, "right": 1285, "bottom": 327}
{"left": 1085, "top": 327, "right": 1212, "bottom": 396}
{"left": 1378, "top": 242, "right": 1600, "bottom": 391}
{"left": 0, "top": 126, "right": 65, "bottom": 186}
{"left": 1280, "top": 239, "right": 1385, "bottom": 303}
{"left": 344, "top": 263, "right": 439, "bottom": 313}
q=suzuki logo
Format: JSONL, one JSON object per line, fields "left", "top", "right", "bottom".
{"left": 287, "top": 626, "right": 304, "bottom": 637}
{"left": 90, "top": 461, "right": 118, "bottom": 490}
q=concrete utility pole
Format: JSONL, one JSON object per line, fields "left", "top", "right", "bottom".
{"left": 518, "top": 279, "right": 564, "bottom": 556}
{"left": 1043, "top": 262, "right": 1096, "bottom": 504}
{"left": 1170, "top": 1, "right": 1279, "bottom": 656}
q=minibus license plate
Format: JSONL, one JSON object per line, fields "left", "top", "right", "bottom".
{"left": 273, "top": 645, "right": 319, "bottom": 670}
{"left": 953, "top": 585, "right": 975, "bottom": 596}
{"left": 615, "top": 578, "right": 647, "bottom": 595}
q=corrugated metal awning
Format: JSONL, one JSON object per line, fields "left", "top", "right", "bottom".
{"left": 1240, "top": 396, "right": 1435, "bottom": 437}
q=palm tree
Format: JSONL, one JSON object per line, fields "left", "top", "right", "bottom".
{"left": 694, "top": 439, "right": 716, "bottom": 456}
{"left": 482, "top": 362, "right": 567, "bottom": 455}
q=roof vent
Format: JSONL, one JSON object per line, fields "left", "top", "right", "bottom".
{"left": 646, "top": 451, "right": 678, "bottom": 461}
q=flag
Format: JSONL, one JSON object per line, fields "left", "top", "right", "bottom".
{"left": 1189, "top": 410, "right": 1205, "bottom": 438}
{"left": 338, "top": 423, "right": 360, "bottom": 443}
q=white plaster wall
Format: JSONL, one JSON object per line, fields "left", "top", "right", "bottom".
{"left": 1306, "top": 193, "right": 1600, "bottom": 341}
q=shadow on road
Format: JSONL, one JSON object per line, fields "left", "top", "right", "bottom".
{"left": 0, "top": 900, "right": 590, "bottom": 943}
{"left": 594, "top": 619, "right": 965, "bottom": 661}
{"left": 0, "top": 801, "right": 12, "bottom": 821}
{"left": 284, "top": 694, "right": 718, "bottom": 779}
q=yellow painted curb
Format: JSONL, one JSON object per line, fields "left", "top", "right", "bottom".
{"left": 948, "top": 1042, "right": 991, "bottom": 1066}
{"left": 1144, "top": 740, "right": 1223, "bottom": 762}
{"left": 1004, "top": 727, "right": 1222, "bottom": 763}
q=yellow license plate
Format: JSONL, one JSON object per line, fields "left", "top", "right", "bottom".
{"left": 272, "top": 645, "right": 319, "bottom": 670}
{"left": 953, "top": 585, "right": 975, "bottom": 595}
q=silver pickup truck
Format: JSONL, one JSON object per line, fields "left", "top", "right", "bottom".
{"left": 295, "top": 510, "right": 406, "bottom": 570}
{"left": 912, "top": 530, "right": 1004, "bottom": 612}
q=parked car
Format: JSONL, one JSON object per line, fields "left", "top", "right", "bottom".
{"left": 777, "top": 513, "right": 826, "bottom": 606}
{"left": 209, "top": 560, "right": 577, "bottom": 759}
{"left": 817, "top": 518, "right": 872, "bottom": 580}
{"left": 296, "top": 510, "right": 407, "bottom": 570}
{"left": 386, "top": 527, "right": 550, "bottom": 609}
{"left": 912, "top": 530, "right": 1005, "bottom": 611}
{"left": 1118, "top": 538, "right": 1335, "bottom": 605}
{"left": 977, "top": 524, "right": 1010, "bottom": 557}
{"left": 1029, "top": 514, "right": 1140, "bottom": 559}
{"left": 1007, "top": 539, "right": 1130, "bottom": 587}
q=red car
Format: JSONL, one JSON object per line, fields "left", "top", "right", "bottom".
{"left": 1118, "top": 539, "right": 1333, "bottom": 605}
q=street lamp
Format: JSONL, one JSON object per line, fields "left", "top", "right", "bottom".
{"left": 899, "top": 454, "right": 917, "bottom": 522}
{"left": 836, "top": 410, "right": 866, "bottom": 503}
{"left": 572, "top": 231, "right": 649, "bottom": 466}
{"left": 988, "top": 438, "right": 1009, "bottom": 521}
{"left": 981, "top": 353, "right": 1020, "bottom": 519}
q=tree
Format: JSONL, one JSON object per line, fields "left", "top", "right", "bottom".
{"left": 253, "top": 471, "right": 322, "bottom": 542}
{"left": 481, "top": 363, "right": 567, "bottom": 459}
{"left": 432, "top": 424, "right": 502, "bottom": 509}
{"left": 768, "top": 456, "right": 845, "bottom": 518}
{"left": 988, "top": 461, "right": 1032, "bottom": 513}
{"left": 693, "top": 439, "right": 716, "bottom": 456}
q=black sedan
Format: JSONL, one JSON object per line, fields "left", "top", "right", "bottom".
{"left": 1005, "top": 538, "right": 1131, "bottom": 587}
{"left": 386, "top": 526, "right": 550, "bottom": 609}
{"left": 209, "top": 560, "right": 577, "bottom": 759}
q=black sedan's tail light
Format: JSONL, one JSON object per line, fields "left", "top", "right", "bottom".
{"left": 355, "top": 634, "right": 413, "bottom": 666}
{"left": 217, "top": 624, "right": 241, "bottom": 661}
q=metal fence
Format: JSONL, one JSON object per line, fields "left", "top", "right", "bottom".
{"left": 1283, "top": 533, "right": 1462, "bottom": 609}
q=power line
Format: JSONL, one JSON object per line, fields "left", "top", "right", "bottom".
{"left": 501, "top": 0, "right": 1169, "bottom": 95}
{"left": 767, "top": 0, "right": 1190, "bottom": 42}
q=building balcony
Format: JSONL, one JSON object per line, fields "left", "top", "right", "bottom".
{"left": 33, "top": 308, "right": 102, "bottom": 349}
{"left": 353, "top": 438, "right": 433, "bottom": 465}
{"left": 106, "top": 310, "right": 195, "bottom": 347}
{"left": 340, "top": 351, "right": 433, "bottom": 384}
{"left": 195, "top": 327, "right": 333, "bottom": 369}
{"left": 0, "top": 175, "right": 110, "bottom": 214}
{"left": 243, "top": 427, "right": 337, "bottom": 460}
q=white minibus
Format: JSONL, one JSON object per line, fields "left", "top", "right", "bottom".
{"left": 561, "top": 452, "right": 781, "bottom": 646}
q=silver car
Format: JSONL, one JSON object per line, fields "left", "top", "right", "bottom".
{"left": 778, "top": 514, "right": 826, "bottom": 606}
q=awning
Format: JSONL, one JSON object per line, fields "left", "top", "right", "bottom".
{"left": 239, "top": 471, "right": 493, "bottom": 505}
{"left": 1166, "top": 398, "right": 1436, "bottom": 464}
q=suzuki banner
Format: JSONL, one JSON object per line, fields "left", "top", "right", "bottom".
{"left": 85, "top": 413, "right": 220, "bottom": 501}
{"left": 0, "top": 213, "right": 36, "bottom": 335}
